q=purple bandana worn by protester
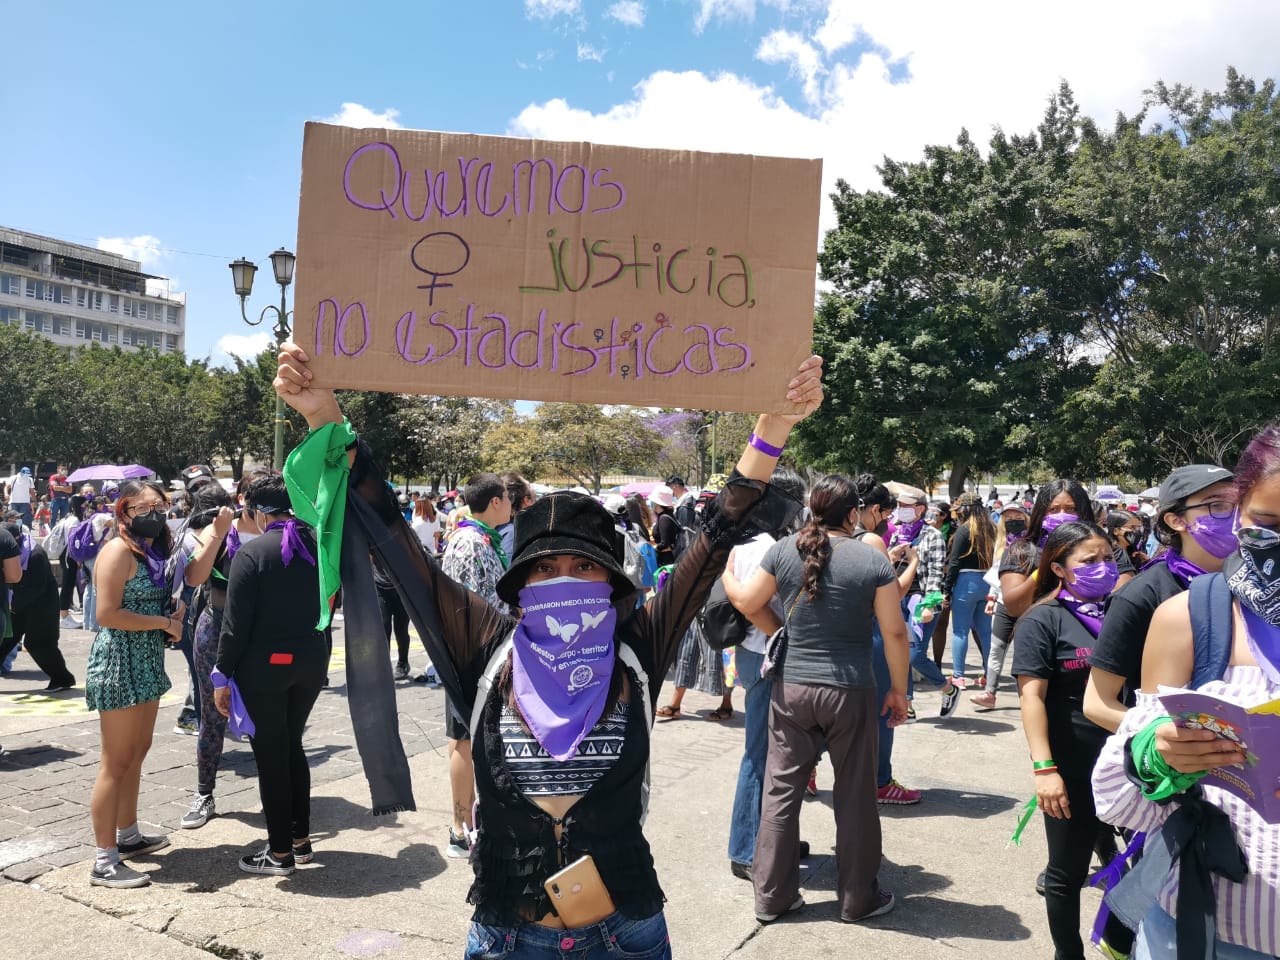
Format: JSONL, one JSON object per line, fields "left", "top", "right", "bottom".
{"left": 1140, "top": 550, "right": 1207, "bottom": 588}
{"left": 265, "top": 519, "right": 316, "bottom": 567}
{"left": 1038, "top": 512, "right": 1079, "bottom": 548}
{"left": 17, "top": 531, "right": 32, "bottom": 571}
{"left": 141, "top": 543, "right": 169, "bottom": 589}
{"left": 209, "top": 666, "right": 255, "bottom": 740}
{"left": 1057, "top": 560, "right": 1118, "bottom": 637}
{"left": 893, "top": 515, "right": 925, "bottom": 547}
{"left": 510, "top": 577, "right": 618, "bottom": 762}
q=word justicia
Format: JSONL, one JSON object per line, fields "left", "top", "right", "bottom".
{"left": 315, "top": 300, "right": 752, "bottom": 380}
{"left": 342, "top": 142, "right": 627, "bottom": 221}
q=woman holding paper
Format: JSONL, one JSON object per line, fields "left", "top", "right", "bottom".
{"left": 213, "top": 472, "right": 327, "bottom": 876}
{"left": 1092, "top": 423, "right": 1280, "bottom": 960}
{"left": 273, "top": 340, "right": 822, "bottom": 959}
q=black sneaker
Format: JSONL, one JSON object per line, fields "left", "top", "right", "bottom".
{"left": 117, "top": 834, "right": 170, "bottom": 859}
{"left": 90, "top": 861, "right": 150, "bottom": 888}
{"left": 180, "top": 793, "right": 216, "bottom": 829}
{"left": 44, "top": 677, "right": 76, "bottom": 693}
{"left": 291, "top": 840, "right": 314, "bottom": 864}
{"left": 239, "top": 846, "right": 295, "bottom": 876}
{"left": 447, "top": 827, "right": 471, "bottom": 859}
{"left": 940, "top": 681, "right": 960, "bottom": 718}
{"left": 730, "top": 861, "right": 752, "bottom": 881}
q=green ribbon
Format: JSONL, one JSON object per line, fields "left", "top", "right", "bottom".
{"left": 1130, "top": 716, "right": 1208, "bottom": 802}
{"left": 457, "top": 517, "right": 509, "bottom": 570}
{"left": 913, "top": 590, "right": 944, "bottom": 622}
{"left": 1009, "top": 795, "right": 1038, "bottom": 846}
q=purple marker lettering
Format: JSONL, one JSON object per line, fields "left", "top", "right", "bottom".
{"left": 509, "top": 309, "right": 547, "bottom": 369}
{"left": 713, "top": 326, "right": 751, "bottom": 372}
{"left": 426, "top": 310, "right": 463, "bottom": 361}
{"left": 475, "top": 162, "right": 511, "bottom": 218}
{"left": 396, "top": 309, "right": 454, "bottom": 364}
{"left": 631, "top": 335, "right": 643, "bottom": 380}
{"left": 589, "top": 167, "right": 626, "bottom": 213}
{"left": 559, "top": 323, "right": 597, "bottom": 376}
{"left": 477, "top": 312, "right": 511, "bottom": 369}
{"left": 589, "top": 239, "right": 625, "bottom": 289}
{"left": 664, "top": 249, "right": 695, "bottom": 294}
{"left": 716, "top": 254, "right": 753, "bottom": 308}
{"left": 400, "top": 169, "right": 432, "bottom": 222}
{"left": 681, "top": 324, "right": 716, "bottom": 374}
{"left": 549, "top": 321, "right": 564, "bottom": 372}
{"left": 314, "top": 298, "right": 340, "bottom": 356}
{"left": 343, "top": 142, "right": 402, "bottom": 218}
{"left": 458, "top": 303, "right": 483, "bottom": 366}
{"left": 554, "top": 165, "right": 588, "bottom": 214}
{"left": 512, "top": 158, "right": 558, "bottom": 216}
{"left": 643, "top": 323, "right": 681, "bottom": 377}
{"left": 434, "top": 157, "right": 479, "bottom": 218}
{"left": 336, "top": 302, "right": 371, "bottom": 358}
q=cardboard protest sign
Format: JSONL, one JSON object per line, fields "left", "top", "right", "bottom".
{"left": 294, "top": 122, "right": 822, "bottom": 413}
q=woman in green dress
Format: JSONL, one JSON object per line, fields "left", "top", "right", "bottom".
{"left": 86, "top": 480, "right": 185, "bottom": 888}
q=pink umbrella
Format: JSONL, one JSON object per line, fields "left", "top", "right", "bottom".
{"left": 620, "top": 481, "right": 660, "bottom": 497}
{"left": 67, "top": 463, "right": 155, "bottom": 484}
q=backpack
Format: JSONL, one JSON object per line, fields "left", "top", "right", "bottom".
{"left": 636, "top": 539, "right": 658, "bottom": 588}
{"left": 620, "top": 528, "right": 646, "bottom": 589}
{"left": 44, "top": 518, "right": 72, "bottom": 562}
{"left": 66, "top": 518, "right": 102, "bottom": 564}
{"left": 696, "top": 578, "right": 750, "bottom": 651}
{"left": 1188, "top": 572, "right": 1233, "bottom": 689}
{"left": 671, "top": 499, "right": 699, "bottom": 561}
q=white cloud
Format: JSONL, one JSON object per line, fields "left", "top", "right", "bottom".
{"left": 525, "top": 0, "right": 580, "bottom": 18}
{"left": 694, "top": 0, "right": 794, "bottom": 32}
{"left": 606, "top": 1, "right": 645, "bottom": 27}
{"left": 513, "top": 1, "right": 1280, "bottom": 238}
{"left": 577, "top": 42, "right": 605, "bottom": 62}
{"left": 97, "top": 235, "right": 165, "bottom": 270}
{"left": 756, "top": 29, "right": 823, "bottom": 105}
{"left": 214, "top": 332, "right": 275, "bottom": 362}
{"left": 321, "top": 102, "right": 403, "bottom": 129}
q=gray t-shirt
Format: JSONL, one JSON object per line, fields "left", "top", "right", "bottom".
{"left": 761, "top": 532, "right": 895, "bottom": 688}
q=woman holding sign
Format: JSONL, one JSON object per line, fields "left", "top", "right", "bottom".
{"left": 1092, "top": 423, "right": 1280, "bottom": 960}
{"left": 274, "top": 341, "right": 823, "bottom": 959}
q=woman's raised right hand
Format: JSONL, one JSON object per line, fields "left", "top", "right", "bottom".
{"left": 274, "top": 342, "right": 341, "bottom": 426}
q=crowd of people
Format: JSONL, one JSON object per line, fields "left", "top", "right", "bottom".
{"left": 0, "top": 350, "right": 1277, "bottom": 958}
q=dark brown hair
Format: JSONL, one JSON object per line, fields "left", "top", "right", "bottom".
{"left": 795, "top": 474, "right": 860, "bottom": 600}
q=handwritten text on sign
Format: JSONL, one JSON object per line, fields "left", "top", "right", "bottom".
{"left": 294, "top": 124, "right": 822, "bottom": 412}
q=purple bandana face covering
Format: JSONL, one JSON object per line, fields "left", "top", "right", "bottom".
{"left": 511, "top": 577, "right": 618, "bottom": 761}
{"left": 1185, "top": 513, "right": 1239, "bottom": 559}
{"left": 1038, "top": 511, "right": 1079, "bottom": 547}
{"left": 1064, "top": 559, "right": 1118, "bottom": 601}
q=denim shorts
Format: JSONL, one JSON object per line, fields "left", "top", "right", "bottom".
{"left": 465, "top": 910, "right": 671, "bottom": 959}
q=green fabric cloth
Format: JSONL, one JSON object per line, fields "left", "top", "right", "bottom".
{"left": 283, "top": 418, "right": 358, "bottom": 631}
{"left": 1130, "top": 715, "right": 1208, "bottom": 802}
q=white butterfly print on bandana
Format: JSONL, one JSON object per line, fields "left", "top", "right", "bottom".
{"left": 546, "top": 615, "right": 580, "bottom": 643}
{"left": 580, "top": 610, "right": 609, "bottom": 632}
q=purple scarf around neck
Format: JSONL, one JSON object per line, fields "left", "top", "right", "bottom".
{"left": 510, "top": 578, "right": 618, "bottom": 761}
{"left": 265, "top": 518, "right": 316, "bottom": 567}
{"left": 895, "top": 518, "right": 925, "bottom": 545}
{"left": 140, "top": 543, "right": 168, "bottom": 589}
{"left": 1140, "top": 550, "right": 1207, "bottom": 589}
{"left": 1057, "top": 590, "right": 1104, "bottom": 637}
{"left": 224, "top": 525, "right": 241, "bottom": 559}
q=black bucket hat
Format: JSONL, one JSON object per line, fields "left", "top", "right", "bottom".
{"left": 496, "top": 492, "right": 634, "bottom": 606}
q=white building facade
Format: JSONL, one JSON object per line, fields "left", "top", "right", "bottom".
{"left": 0, "top": 226, "right": 185, "bottom": 354}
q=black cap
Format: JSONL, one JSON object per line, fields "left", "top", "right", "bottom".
{"left": 1157, "top": 464, "right": 1234, "bottom": 514}
{"left": 665, "top": 475, "right": 686, "bottom": 487}
{"left": 181, "top": 464, "right": 215, "bottom": 493}
{"left": 496, "top": 492, "right": 633, "bottom": 606}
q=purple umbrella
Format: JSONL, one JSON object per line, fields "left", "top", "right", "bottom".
{"left": 620, "top": 481, "right": 661, "bottom": 496}
{"left": 67, "top": 463, "right": 155, "bottom": 484}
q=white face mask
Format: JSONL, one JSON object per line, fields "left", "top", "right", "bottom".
{"left": 894, "top": 505, "right": 918, "bottom": 523}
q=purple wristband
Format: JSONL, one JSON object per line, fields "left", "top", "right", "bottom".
{"left": 748, "top": 432, "right": 784, "bottom": 458}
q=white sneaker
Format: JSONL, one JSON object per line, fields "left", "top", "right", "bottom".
{"left": 60, "top": 616, "right": 82, "bottom": 629}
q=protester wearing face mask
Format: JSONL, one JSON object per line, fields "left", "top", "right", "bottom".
{"left": 1105, "top": 509, "right": 1149, "bottom": 567}
{"left": 887, "top": 486, "right": 956, "bottom": 716}
{"left": 0, "top": 510, "right": 75, "bottom": 691}
{"left": 274, "top": 339, "right": 823, "bottom": 957}
{"left": 970, "top": 503, "right": 1028, "bottom": 709}
{"left": 1013, "top": 522, "right": 1135, "bottom": 960}
{"left": 1092, "top": 424, "right": 1280, "bottom": 959}
{"left": 84, "top": 480, "right": 185, "bottom": 888}
{"left": 214, "top": 473, "right": 327, "bottom": 876}
{"left": 1084, "top": 465, "right": 1237, "bottom": 734}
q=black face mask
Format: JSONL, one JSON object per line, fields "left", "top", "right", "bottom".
{"left": 1005, "top": 518, "right": 1027, "bottom": 538}
{"left": 129, "top": 510, "right": 168, "bottom": 540}
{"left": 874, "top": 519, "right": 890, "bottom": 538}
{"left": 3, "top": 523, "right": 21, "bottom": 541}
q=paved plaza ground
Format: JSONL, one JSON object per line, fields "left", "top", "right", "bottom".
{"left": 0, "top": 620, "right": 1085, "bottom": 959}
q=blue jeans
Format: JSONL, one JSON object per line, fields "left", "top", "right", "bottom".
{"left": 728, "top": 647, "right": 771, "bottom": 865}
{"left": 1133, "top": 905, "right": 1275, "bottom": 959}
{"left": 51, "top": 496, "right": 69, "bottom": 524}
{"left": 902, "top": 596, "right": 945, "bottom": 700}
{"left": 11, "top": 503, "right": 32, "bottom": 527}
{"left": 949, "top": 570, "right": 992, "bottom": 681}
{"left": 871, "top": 624, "right": 893, "bottom": 788}
{"left": 465, "top": 911, "right": 671, "bottom": 959}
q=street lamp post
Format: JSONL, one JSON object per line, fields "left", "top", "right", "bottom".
{"left": 229, "top": 248, "right": 296, "bottom": 470}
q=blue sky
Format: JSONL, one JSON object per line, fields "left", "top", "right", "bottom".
{"left": 2, "top": 0, "right": 1275, "bottom": 365}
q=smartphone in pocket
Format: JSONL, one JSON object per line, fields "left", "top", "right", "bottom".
{"left": 544, "top": 855, "right": 616, "bottom": 928}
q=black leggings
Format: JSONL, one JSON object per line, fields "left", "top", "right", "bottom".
{"left": 1042, "top": 772, "right": 1135, "bottom": 960}
{"left": 235, "top": 640, "right": 327, "bottom": 853}
{"left": 377, "top": 586, "right": 410, "bottom": 666}
{"left": 59, "top": 557, "right": 79, "bottom": 611}
{"left": 0, "top": 600, "right": 74, "bottom": 686}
